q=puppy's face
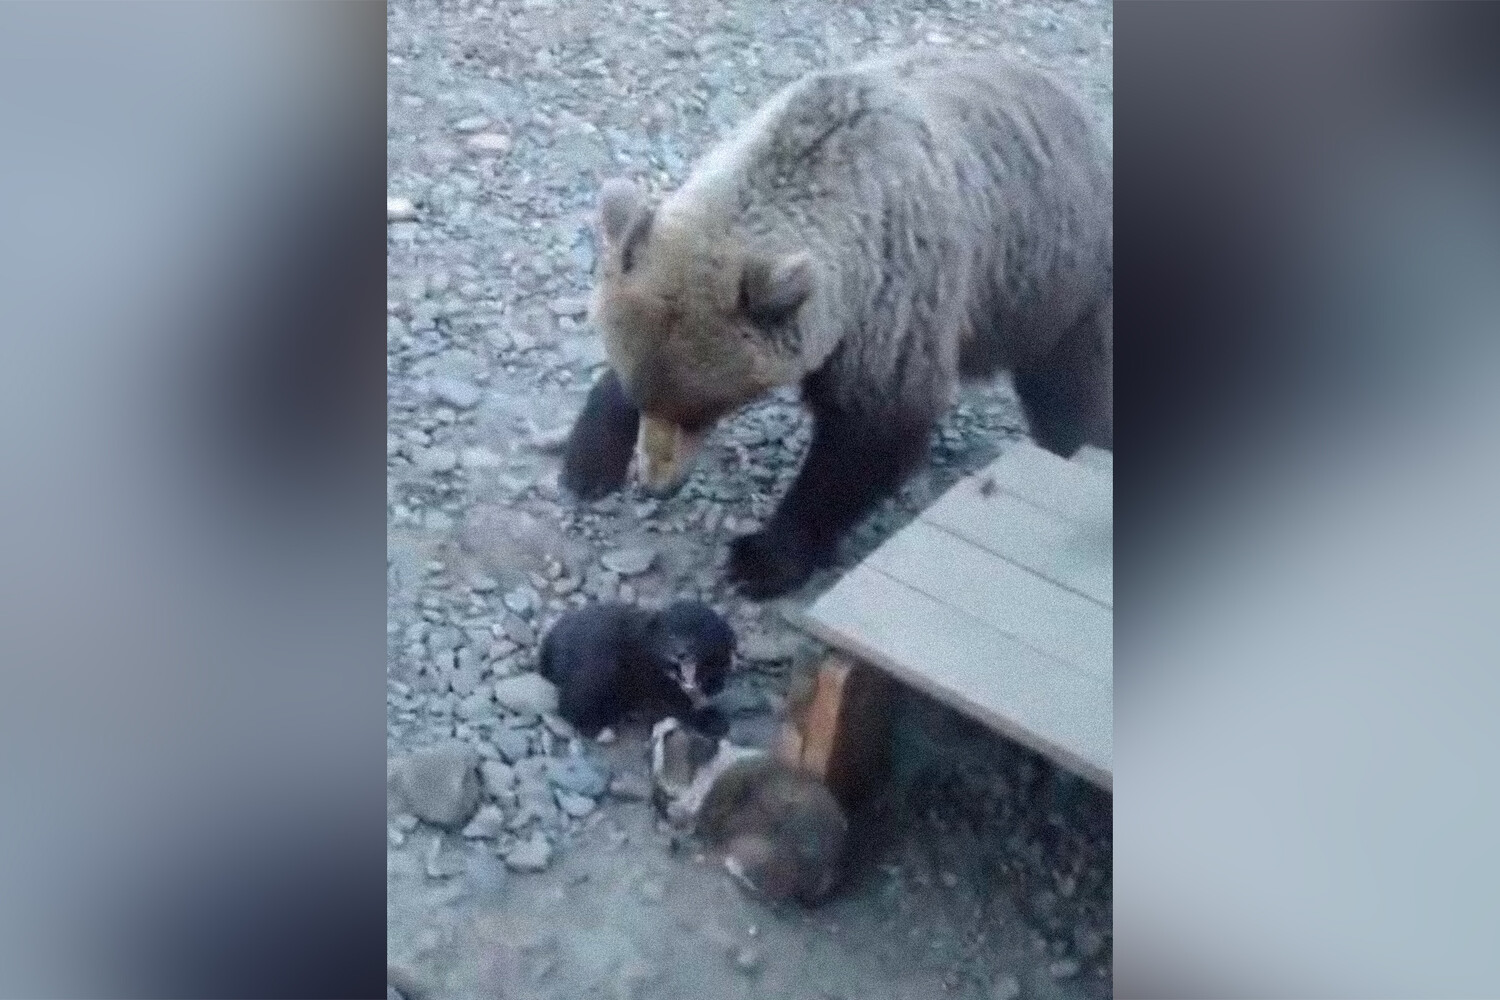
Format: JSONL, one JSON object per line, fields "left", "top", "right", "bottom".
{"left": 659, "top": 635, "right": 710, "bottom": 709}
{"left": 649, "top": 602, "right": 735, "bottom": 706}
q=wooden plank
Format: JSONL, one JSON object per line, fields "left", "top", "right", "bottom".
{"left": 976, "top": 441, "right": 1113, "bottom": 526}
{"left": 921, "top": 488, "right": 1112, "bottom": 609}
{"left": 800, "top": 564, "right": 1112, "bottom": 788}
{"left": 866, "top": 519, "right": 1112, "bottom": 682}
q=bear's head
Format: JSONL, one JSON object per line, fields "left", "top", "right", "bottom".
{"left": 588, "top": 178, "right": 815, "bottom": 494}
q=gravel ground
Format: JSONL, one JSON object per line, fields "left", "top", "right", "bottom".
{"left": 387, "top": 0, "right": 1112, "bottom": 997}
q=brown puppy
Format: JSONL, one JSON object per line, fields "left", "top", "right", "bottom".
{"left": 650, "top": 719, "right": 848, "bottom": 905}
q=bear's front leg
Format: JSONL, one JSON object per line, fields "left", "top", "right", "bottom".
{"left": 560, "top": 367, "right": 641, "bottom": 501}
{"left": 729, "top": 401, "right": 933, "bottom": 599}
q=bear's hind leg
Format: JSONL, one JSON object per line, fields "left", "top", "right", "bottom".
{"left": 729, "top": 399, "right": 934, "bottom": 599}
{"left": 1013, "top": 297, "right": 1112, "bottom": 458}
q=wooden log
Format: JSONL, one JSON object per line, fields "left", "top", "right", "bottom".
{"left": 777, "top": 653, "right": 894, "bottom": 808}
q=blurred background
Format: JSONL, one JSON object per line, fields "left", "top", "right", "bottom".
{"left": 0, "top": 1, "right": 1493, "bottom": 997}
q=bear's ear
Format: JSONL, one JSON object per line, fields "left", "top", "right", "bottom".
{"left": 599, "top": 178, "right": 646, "bottom": 245}
{"left": 739, "top": 251, "right": 814, "bottom": 328}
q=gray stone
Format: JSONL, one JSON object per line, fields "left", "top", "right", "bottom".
{"left": 424, "top": 835, "right": 467, "bottom": 879}
{"left": 991, "top": 972, "right": 1022, "bottom": 1000}
{"left": 548, "top": 296, "right": 590, "bottom": 318}
{"left": 503, "top": 586, "right": 539, "bottom": 617}
{"left": 739, "top": 631, "right": 802, "bottom": 663}
{"left": 415, "top": 447, "right": 459, "bottom": 475}
{"left": 480, "top": 760, "right": 516, "bottom": 797}
{"left": 1049, "top": 958, "right": 1080, "bottom": 980}
{"left": 608, "top": 772, "right": 652, "bottom": 801}
{"left": 600, "top": 547, "right": 655, "bottom": 577}
{"left": 502, "top": 613, "right": 537, "bottom": 647}
{"left": 1075, "top": 926, "right": 1106, "bottom": 960}
{"left": 461, "top": 804, "right": 508, "bottom": 839}
{"left": 395, "top": 742, "right": 481, "bottom": 829}
{"left": 732, "top": 945, "right": 763, "bottom": 976}
{"left": 493, "top": 673, "right": 558, "bottom": 715}
{"left": 387, "top": 196, "right": 418, "bottom": 222}
{"left": 453, "top": 114, "right": 490, "bottom": 133}
{"left": 556, "top": 790, "right": 596, "bottom": 818}
{"left": 715, "top": 685, "right": 765, "bottom": 716}
{"left": 503, "top": 833, "right": 553, "bottom": 873}
{"left": 429, "top": 376, "right": 482, "bottom": 410}
{"left": 466, "top": 132, "right": 513, "bottom": 155}
{"left": 547, "top": 757, "right": 609, "bottom": 798}
{"left": 457, "top": 691, "right": 495, "bottom": 722}
{"left": 493, "top": 729, "right": 532, "bottom": 764}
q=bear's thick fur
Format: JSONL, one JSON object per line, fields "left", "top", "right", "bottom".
{"left": 568, "top": 48, "right": 1112, "bottom": 598}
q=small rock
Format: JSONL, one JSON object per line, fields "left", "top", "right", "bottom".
{"left": 387, "top": 196, "right": 418, "bottom": 222}
{"left": 415, "top": 447, "right": 459, "bottom": 476}
{"left": 461, "top": 804, "right": 508, "bottom": 839}
{"left": 460, "top": 447, "right": 504, "bottom": 470}
{"left": 1075, "top": 926, "right": 1106, "bottom": 960}
{"left": 608, "top": 772, "right": 652, "bottom": 801}
{"left": 556, "top": 791, "right": 596, "bottom": 818}
{"left": 504, "top": 833, "right": 554, "bottom": 873}
{"left": 715, "top": 685, "right": 764, "bottom": 716}
{"left": 503, "top": 586, "right": 538, "bottom": 617}
{"left": 739, "top": 631, "right": 801, "bottom": 663}
{"left": 466, "top": 132, "right": 513, "bottom": 155}
{"left": 595, "top": 726, "right": 618, "bottom": 745}
{"left": 1049, "top": 958, "right": 1080, "bottom": 980}
{"left": 392, "top": 813, "right": 420, "bottom": 833}
{"left": 457, "top": 691, "right": 495, "bottom": 722}
{"left": 395, "top": 742, "right": 481, "bottom": 829}
{"left": 548, "top": 296, "right": 590, "bottom": 318}
{"left": 424, "top": 835, "right": 467, "bottom": 879}
{"left": 528, "top": 424, "right": 572, "bottom": 454}
{"left": 547, "top": 757, "right": 609, "bottom": 798}
{"left": 600, "top": 547, "right": 656, "bottom": 577}
{"left": 468, "top": 574, "right": 499, "bottom": 593}
{"left": 991, "top": 973, "right": 1021, "bottom": 1000}
{"left": 732, "top": 945, "right": 763, "bottom": 976}
{"left": 493, "top": 673, "right": 559, "bottom": 715}
{"left": 480, "top": 760, "right": 517, "bottom": 796}
{"left": 428, "top": 376, "right": 482, "bottom": 410}
{"left": 493, "top": 729, "right": 532, "bottom": 764}
{"left": 542, "top": 713, "right": 577, "bottom": 740}
{"left": 453, "top": 114, "right": 490, "bottom": 133}
{"left": 502, "top": 613, "right": 537, "bottom": 647}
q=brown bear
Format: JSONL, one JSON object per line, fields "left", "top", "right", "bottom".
{"left": 563, "top": 48, "right": 1112, "bottom": 598}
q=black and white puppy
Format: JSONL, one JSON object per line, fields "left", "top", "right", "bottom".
{"left": 537, "top": 600, "right": 734, "bottom": 738}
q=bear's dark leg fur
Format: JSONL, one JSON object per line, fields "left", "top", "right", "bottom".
{"left": 729, "top": 393, "right": 933, "bottom": 599}
{"left": 560, "top": 367, "right": 640, "bottom": 500}
{"left": 1013, "top": 298, "right": 1112, "bottom": 458}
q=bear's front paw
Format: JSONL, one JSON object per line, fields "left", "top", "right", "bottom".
{"left": 728, "top": 530, "right": 815, "bottom": 600}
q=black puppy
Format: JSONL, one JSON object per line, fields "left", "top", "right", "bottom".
{"left": 537, "top": 600, "right": 734, "bottom": 739}
{"left": 560, "top": 368, "right": 639, "bottom": 501}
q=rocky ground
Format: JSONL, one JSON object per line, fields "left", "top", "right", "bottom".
{"left": 386, "top": 0, "right": 1113, "bottom": 997}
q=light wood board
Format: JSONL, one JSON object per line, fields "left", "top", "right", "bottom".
{"left": 799, "top": 441, "right": 1113, "bottom": 789}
